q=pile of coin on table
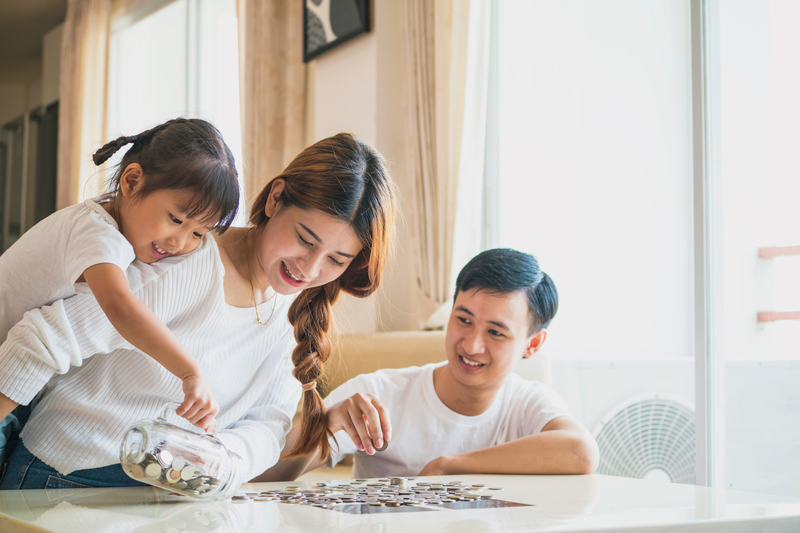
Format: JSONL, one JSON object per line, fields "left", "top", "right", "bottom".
{"left": 233, "top": 478, "right": 504, "bottom": 508}
{"left": 124, "top": 447, "right": 221, "bottom": 497}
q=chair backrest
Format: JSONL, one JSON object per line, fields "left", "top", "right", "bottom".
{"left": 324, "top": 331, "right": 447, "bottom": 396}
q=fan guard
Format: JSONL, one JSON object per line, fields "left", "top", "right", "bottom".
{"left": 592, "top": 393, "right": 695, "bottom": 484}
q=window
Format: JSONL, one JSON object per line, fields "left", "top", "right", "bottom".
{"left": 486, "top": 0, "right": 799, "bottom": 497}
{"left": 108, "top": 0, "right": 243, "bottom": 221}
{"left": 487, "top": 0, "right": 695, "bottom": 481}
{"left": 714, "top": 0, "right": 800, "bottom": 497}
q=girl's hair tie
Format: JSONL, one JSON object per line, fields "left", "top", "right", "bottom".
{"left": 301, "top": 381, "right": 317, "bottom": 392}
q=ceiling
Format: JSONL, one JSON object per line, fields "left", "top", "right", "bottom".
{"left": 0, "top": 0, "right": 67, "bottom": 85}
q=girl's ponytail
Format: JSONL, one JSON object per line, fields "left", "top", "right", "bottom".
{"left": 93, "top": 135, "right": 138, "bottom": 165}
{"left": 92, "top": 120, "right": 184, "bottom": 166}
{"left": 284, "top": 283, "right": 341, "bottom": 458}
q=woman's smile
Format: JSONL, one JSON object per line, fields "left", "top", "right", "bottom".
{"left": 280, "top": 262, "right": 306, "bottom": 287}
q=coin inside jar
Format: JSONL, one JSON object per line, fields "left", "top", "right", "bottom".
{"left": 180, "top": 466, "right": 195, "bottom": 480}
{"left": 166, "top": 468, "right": 183, "bottom": 483}
{"left": 172, "top": 456, "right": 186, "bottom": 471}
{"left": 145, "top": 463, "right": 162, "bottom": 479}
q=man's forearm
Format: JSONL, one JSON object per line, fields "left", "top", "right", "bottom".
{"left": 429, "top": 428, "right": 599, "bottom": 476}
{"left": 250, "top": 425, "right": 324, "bottom": 482}
{"left": 0, "top": 391, "right": 19, "bottom": 422}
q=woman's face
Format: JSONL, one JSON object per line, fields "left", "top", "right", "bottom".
{"left": 256, "top": 180, "right": 363, "bottom": 295}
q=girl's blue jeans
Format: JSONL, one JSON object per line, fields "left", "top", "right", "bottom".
{"left": 0, "top": 441, "right": 147, "bottom": 490}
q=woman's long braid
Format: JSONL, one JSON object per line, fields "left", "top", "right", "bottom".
{"left": 284, "top": 282, "right": 342, "bottom": 459}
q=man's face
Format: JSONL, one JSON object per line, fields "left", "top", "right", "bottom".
{"left": 444, "top": 288, "right": 544, "bottom": 392}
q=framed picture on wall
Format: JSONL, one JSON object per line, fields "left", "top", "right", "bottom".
{"left": 303, "top": 0, "right": 370, "bottom": 62}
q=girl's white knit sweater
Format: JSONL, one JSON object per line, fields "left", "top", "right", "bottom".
{"left": 0, "top": 236, "right": 300, "bottom": 480}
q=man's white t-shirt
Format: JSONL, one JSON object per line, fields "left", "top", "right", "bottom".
{"left": 323, "top": 362, "right": 571, "bottom": 478}
{"left": 0, "top": 196, "right": 134, "bottom": 343}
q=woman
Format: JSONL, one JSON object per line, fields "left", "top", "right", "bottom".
{"left": 0, "top": 133, "right": 397, "bottom": 489}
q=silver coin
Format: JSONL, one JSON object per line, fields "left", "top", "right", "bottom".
{"left": 180, "top": 465, "right": 195, "bottom": 480}
{"left": 157, "top": 450, "right": 174, "bottom": 467}
{"left": 144, "top": 463, "right": 162, "bottom": 479}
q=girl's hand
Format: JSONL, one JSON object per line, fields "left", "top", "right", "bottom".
{"left": 327, "top": 393, "right": 391, "bottom": 455}
{"left": 178, "top": 374, "right": 219, "bottom": 433}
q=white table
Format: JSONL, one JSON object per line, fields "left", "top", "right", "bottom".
{"left": 1, "top": 473, "right": 799, "bottom": 532}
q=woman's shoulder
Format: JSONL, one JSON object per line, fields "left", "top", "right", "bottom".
{"left": 124, "top": 234, "right": 224, "bottom": 294}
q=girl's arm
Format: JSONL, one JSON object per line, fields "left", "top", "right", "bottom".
{"left": 252, "top": 392, "right": 391, "bottom": 482}
{"left": 0, "top": 392, "right": 18, "bottom": 423}
{"left": 82, "top": 263, "right": 218, "bottom": 431}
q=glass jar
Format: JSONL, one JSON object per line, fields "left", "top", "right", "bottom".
{"left": 120, "top": 403, "right": 244, "bottom": 500}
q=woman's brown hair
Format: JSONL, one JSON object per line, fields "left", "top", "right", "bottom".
{"left": 249, "top": 133, "right": 397, "bottom": 459}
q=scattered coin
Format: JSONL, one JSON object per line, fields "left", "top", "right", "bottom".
{"left": 237, "top": 480, "right": 509, "bottom": 510}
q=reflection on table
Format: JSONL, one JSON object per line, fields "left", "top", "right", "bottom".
{"left": 1, "top": 473, "right": 799, "bottom": 533}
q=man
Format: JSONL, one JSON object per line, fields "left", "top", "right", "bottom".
{"left": 258, "top": 249, "right": 598, "bottom": 480}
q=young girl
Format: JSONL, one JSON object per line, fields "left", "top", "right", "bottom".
{"left": 0, "top": 118, "right": 239, "bottom": 455}
{"left": 0, "top": 133, "right": 397, "bottom": 489}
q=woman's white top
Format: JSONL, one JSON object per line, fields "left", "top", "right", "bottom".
{"left": 0, "top": 197, "right": 135, "bottom": 343}
{"left": 323, "top": 363, "right": 571, "bottom": 478}
{"left": 0, "top": 236, "right": 300, "bottom": 480}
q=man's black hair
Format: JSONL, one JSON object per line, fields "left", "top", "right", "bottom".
{"left": 454, "top": 248, "right": 558, "bottom": 335}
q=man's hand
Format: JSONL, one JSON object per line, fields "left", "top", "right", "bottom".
{"left": 327, "top": 392, "right": 391, "bottom": 455}
{"left": 252, "top": 392, "right": 393, "bottom": 483}
{"left": 418, "top": 455, "right": 454, "bottom": 476}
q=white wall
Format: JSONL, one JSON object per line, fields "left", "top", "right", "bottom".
{"left": 310, "top": 2, "right": 419, "bottom": 334}
{"left": 0, "top": 22, "right": 61, "bottom": 126}
{"left": 42, "top": 24, "right": 63, "bottom": 107}
{"left": 0, "top": 83, "right": 27, "bottom": 126}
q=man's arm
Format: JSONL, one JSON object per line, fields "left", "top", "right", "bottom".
{"left": 251, "top": 392, "right": 392, "bottom": 482}
{"left": 418, "top": 416, "right": 599, "bottom": 476}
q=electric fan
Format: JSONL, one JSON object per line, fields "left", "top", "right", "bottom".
{"left": 592, "top": 393, "right": 695, "bottom": 484}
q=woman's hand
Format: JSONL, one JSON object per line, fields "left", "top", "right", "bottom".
{"left": 178, "top": 374, "right": 219, "bottom": 433}
{"left": 327, "top": 392, "right": 391, "bottom": 455}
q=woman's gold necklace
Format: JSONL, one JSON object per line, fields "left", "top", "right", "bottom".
{"left": 251, "top": 281, "right": 277, "bottom": 325}
{"left": 246, "top": 232, "right": 277, "bottom": 326}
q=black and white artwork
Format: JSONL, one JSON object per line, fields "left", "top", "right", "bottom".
{"left": 303, "top": 0, "right": 370, "bottom": 62}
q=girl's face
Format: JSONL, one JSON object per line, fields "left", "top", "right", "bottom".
{"left": 256, "top": 180, "right": 363, "bottom": 295}
{"left": 118, "top": 165, "right": 218, "bottom": 263}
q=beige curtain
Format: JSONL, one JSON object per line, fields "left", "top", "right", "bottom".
{"left": 57, "top": 0, "right": 112, "bottom": 209}
{"left": 402, "top": 0, "right": 470, "bottom": 322}
{"left": 237, "top": 0, "right": 308, "bottom": 204}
